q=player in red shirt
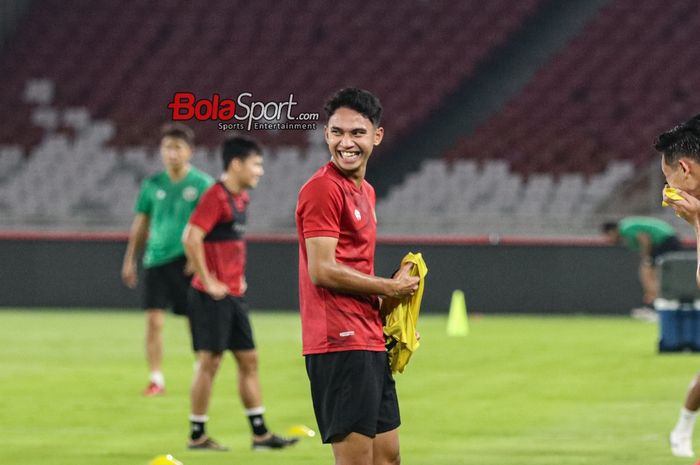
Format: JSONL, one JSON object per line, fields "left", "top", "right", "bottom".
{"left": 296, "top": 88, "right": 419, "bottom": 465}
{"left": 182, "top": 136, "right": 297, "bottom": 452}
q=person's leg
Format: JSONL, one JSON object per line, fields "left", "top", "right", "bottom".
{"left": 685, "top": 374, "right": 700, "bottom": 411}
{"left": 186, "top": 288, "right": 229, "bottom": 450}
{"left": 306, "top": 351, "right": 386, "bottom": 461}
{"left": 372, "top": 429, "right": 400, "bottom": 465}
{"left": 639, "top": 261, "right": 657, "bottom": 305}
{"left": 331, "top": 432, "right": 374, "bottom": 465}
{"left": 229, "top": 298, "right": 271, "bottom": 443}
{"left": 142, "top": 262, "right": 174, "bottom": 394}
{"left": 189, "top": 350, "right": 224, "bottom": 448}
{"left": 672, "top": 373, "right": 700, "bottom": 456}
{"left": 144, "top": 309, "right": 166, "bottom": 392}
{"left": 231, "top": 299, "right": 268, "bottom": 440}
{"left": 232, "top": 346, "right": 297, "bottom": 449}
{"left": 233, "top": 349, "right": 263, "bottom": 409}
{"left": 233, "top": 349, "right": 271, "bottom": 441}
{"left": 191, "top": 351, "right": 223, "bottom": 415}
{"left": 373, "top": 353, "right": 401, "bottom": 465}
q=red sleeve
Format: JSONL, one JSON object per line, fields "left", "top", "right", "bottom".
{"left": 189, "top": 185, "right": 223, "bottom": 233}
{"left": 298, "top": 177, "right": 343, "bottom": 238}
{"left": 365, "top": 181, "right": 376, "bottom": 208}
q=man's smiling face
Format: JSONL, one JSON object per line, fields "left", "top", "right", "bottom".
{"left": 325, "top": 107, "right": 383, "bottom": 181}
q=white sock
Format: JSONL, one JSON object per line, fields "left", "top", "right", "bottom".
{"left": 675, "top": 407, "right": 698, "bottom": 434}
{"left": 245, "top": 406, "right": 265, "bottom": 416}
{"left": 150, "top": 371, "right": 165, "bottom": 387}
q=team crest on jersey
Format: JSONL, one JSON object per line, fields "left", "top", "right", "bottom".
{"left": 156, "top": 189, "right": 166, "bottom": 200}
{"left": 182, "top": 186, "right": 198, "bottom": 201}
{"left": 354, "top": 209, "right": 361, "bottom": 220}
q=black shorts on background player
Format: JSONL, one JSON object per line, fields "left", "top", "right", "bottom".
{"left": 143, "top": 255, "right": 190, "bottom": 315}
{"left": 651, "top": 235, "right": 683, "bottom": 262}
{"left": 188, "top": 288, "right": 256, "bottom": 352}
{"left": 305, "top": 350, "right": 400, "bottom": 443}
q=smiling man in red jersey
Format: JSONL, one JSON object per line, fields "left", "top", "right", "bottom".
{"left": 296, "top": 88, "right": 419, "bottom": 465}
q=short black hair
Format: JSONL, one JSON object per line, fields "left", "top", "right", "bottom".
{"left": 324, "top": 88, "right": 383, "bottom": 126}
{"left": 601, "top": 221, "right": 618, "bottom": 234}
{"left": 655, "top": 114, "right": 700, "bottom": 164}
{"left": 222, "top": 136, "right": 262, "bottom": 170}
{"left": 161, "top": 122, "right": 194, "bottom": 146}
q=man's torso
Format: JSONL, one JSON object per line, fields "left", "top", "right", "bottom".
{"left": 137, "top": 167, "right": 213, "bottom": 267}
{"left": 189, "top": 182, "right": 248, "bottom": 296}
{"left": 296, "top": 163, "right": 384, "bottom": 355}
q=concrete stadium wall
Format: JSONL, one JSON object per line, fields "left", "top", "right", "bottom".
{"left": 0, "top": 234, "right": 650, "bottom": 314}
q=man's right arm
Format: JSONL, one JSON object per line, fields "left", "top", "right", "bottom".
{"left": 182, "top": 223, "right": 229, "bottom": 300}
{"left": 121, "top": 213, "right": 149, "bottom": 288}
{"left": 305, "top": 236, "right": 418, "bottom": 298}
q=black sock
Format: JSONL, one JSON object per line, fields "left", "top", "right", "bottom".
{"left": 190, "top": 420, "right": 206, "bottom": 441}
{"left": 247, "top": 413, "right": 269, "bottom": 436}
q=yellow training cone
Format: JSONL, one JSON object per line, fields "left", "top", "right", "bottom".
{"left": 447, "top": 290, "right": 469, "bottom": 336}
{"left": 148, "top": 455, "right": 183, "bottom": 465}
{"left": 287, "top": 424, "right": 316, "bottom": 437}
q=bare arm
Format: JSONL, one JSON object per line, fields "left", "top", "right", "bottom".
{"left": 305, "top": 236, "right": 418, "bottom": 298}
{"left": 635, "top": 232, "right": 656, "bottom": 304}
{"left": 636, "top": 233, "right": 652, "bottom": 262}
{"left": 121, "top": 213, "right": 150, "bottom": 288}
{"left": 182, "top": 223, "right": 228, "bottom": 299}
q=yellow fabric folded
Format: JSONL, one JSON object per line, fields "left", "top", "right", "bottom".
{"left": 382, "top": 252, "right": 428, "bottom": 374}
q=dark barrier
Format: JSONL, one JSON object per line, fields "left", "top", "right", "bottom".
{"left": 0, "top": 233, "right": 653, "bottom": 314}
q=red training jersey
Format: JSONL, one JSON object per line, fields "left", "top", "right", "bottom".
{"left": 189, "top": 182, "right": 248, "bottom": 296}
{"left": 296, "top": 162, "right": 384, "bottom": 355}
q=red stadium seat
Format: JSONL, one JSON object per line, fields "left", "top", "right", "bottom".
{"left": 0, "top": 0, "right": 542, "bottom": 151}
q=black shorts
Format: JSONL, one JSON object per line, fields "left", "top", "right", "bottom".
{"left": 651, "top": 236, "right": 683, "bottom": 263}
{"left": 305, "top": 350, "right": 400, "bottom": 443}
{"left": 143, "top": 256, "right": 191, "bottom": 315}
{"left": 188, "top": 288, "right": 256, "bottom": 353}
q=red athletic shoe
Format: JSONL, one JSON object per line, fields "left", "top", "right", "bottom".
{"left": 143, "top": 382, "right": 165, "bottom": 396}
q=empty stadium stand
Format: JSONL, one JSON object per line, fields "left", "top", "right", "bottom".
{"left": 0, "top": 0, "right": 541, "bottom": 149}
{"left": 0, "top": 0, "right": 694, "bottom": 236}
{"left": 444, "top": 0, "right": 700, "bottom": 177}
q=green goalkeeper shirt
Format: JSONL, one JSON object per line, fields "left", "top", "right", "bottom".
{"left": 135, "top": 166, "right": 214, "bottom": 268}
{"left": 618, "top": 216, "right": 676, "bottom": 252}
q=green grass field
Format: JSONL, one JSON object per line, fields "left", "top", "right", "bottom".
{"left": 1, "top": 309, "right": 698, "bottom": 465}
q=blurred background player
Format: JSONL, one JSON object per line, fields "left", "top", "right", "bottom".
{"left": 657, "top": 114, "right": 700, "bottom": 457}
{"left": 601, "top": 216, "right": 681, "bottom": 320}
{"left": 182, "top": 136, "right": 297, "bottom": 451}
{"left": 296, "top": 88, "right": 419, "bottom": 465}
{"left": 121, "top": 123, "right": 213, "bottom": 396}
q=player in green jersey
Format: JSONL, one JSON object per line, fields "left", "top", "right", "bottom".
{"left": 121, "top": 123, "right": 213, "bottom": 396}
{"left": 602, "top": 216, "right": 681, "bottom": 309}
